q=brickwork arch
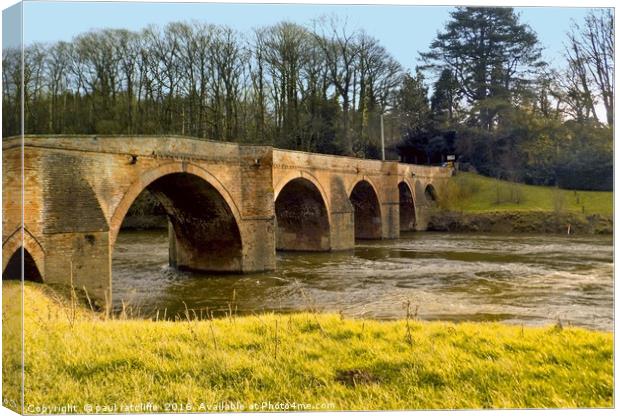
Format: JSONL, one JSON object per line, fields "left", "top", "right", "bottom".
{"left": 273, "top": 170, "right": 331, "bottom": 214}
{"left": 275, "top": 177, "right": 331, "bottom": 251}
{"left": 109, "top": 162, "right": 244, "bottom": 272}
{"left": 2, "top": 228, "right": 45, "bottom": 282}
{"left": 349, "top": 179, "right": 383, "bottom": 240}
{"left": 425, "top": 184, "right": 438, "bottom": 203}
{"left": 109, "top": 162, "right": 242, "bottom": 247}
{"left": 398, "top": 181, "right": 416, "bottom": 232}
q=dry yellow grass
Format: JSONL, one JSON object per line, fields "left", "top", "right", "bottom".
{"left": 2, "top": 281, "right": 613, "bottom": 412}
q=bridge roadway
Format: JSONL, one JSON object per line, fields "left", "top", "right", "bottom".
{"left": 2, "top": 135, "right": 451, "bottom": 303}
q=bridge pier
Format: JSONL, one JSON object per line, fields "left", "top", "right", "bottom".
{"left": 44, "top": 231, "right": 112, "bottom": 303}
{"left": 238, "top": 146, "right": 277, "bottom": 270}
{"left": 239, "top": 217, "right": 276, "bottom": 271}
{"left": 381, "top": 202, "right": 400, "bottom": 239}
{"left": 328, "top": 211, "right": 355, "bottom": 250}
{"left": 380, "top": 162, "right": 401, "bottom": 240}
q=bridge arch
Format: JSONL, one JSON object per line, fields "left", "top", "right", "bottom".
{"left": 398, "top": 181, "right": 416, "bottom": 231}
{"left": 274, "top": 170, "right": 331, "bottom": 213}
{"left": 349, "top": 179, "right": 382, "bottom": 239}
{"left": 2, "top": 229, "right": 45, "bottom": 282}
{"left": 110, "top": 162, "right": 242, "bottom": 246}
{"left": 110, "top": 162, "right": 244, "bottom": 272}
{"left": 425, "top": 184, "right": 438, "bottom": 203}
{"left": 275, "top": 177, "right": 331, "bottom": 251}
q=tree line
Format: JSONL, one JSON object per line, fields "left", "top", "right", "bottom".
{"left": 2, "top": 7, "right": 614, "bottom": 190}
{"left": 2, "top": 16, "right": 402, "bottom": 157}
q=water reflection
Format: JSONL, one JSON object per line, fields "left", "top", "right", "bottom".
{"left": 112, "top": 230, "right": 613, "bottom": 330}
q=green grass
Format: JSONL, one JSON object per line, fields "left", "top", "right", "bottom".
{"left": 444, "top": 172, "right": 612, "bottom": 216}
{"left": 2, "top": 281, "right": 613, "bottom": 412}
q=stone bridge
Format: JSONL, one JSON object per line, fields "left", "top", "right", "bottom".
{"left": 2, "top": 135, "right": 451, "bottom": 303}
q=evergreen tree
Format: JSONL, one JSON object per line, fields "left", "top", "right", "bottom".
{"left": 430, "top": 69, "right": 460, "bottom": 126}
{"left": 396, "top": 70, "right": 430, "bottom": 135}
{"left": 394, "top": 70, "right": 433, "bottom": 164}
{"left": 421, "top": 7, "right": 545, "bottom": 130}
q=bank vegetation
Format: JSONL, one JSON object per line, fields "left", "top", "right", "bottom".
{"left": 430, "top": 172, "right": 612, "bottom": 234}
{"left": 2, "top": 281, "right": 613, "bottom": 412}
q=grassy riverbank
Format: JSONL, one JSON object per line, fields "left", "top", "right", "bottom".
{"left": 442, "top": 172, "right": 612, "bottom": 216}
{"left": 2, "top": 281, "right": 613, "bottom": 411}
{"left": 428, "top": 210, "right": 613, "bottom": 234}
{"left": 431, "top": 173, "right": 612, "bottom": 233}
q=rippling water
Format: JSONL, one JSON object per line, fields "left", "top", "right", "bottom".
{"left": 112, "top": 230, "right": 613, "bottom": 330}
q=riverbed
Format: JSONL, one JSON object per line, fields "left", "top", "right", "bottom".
{"left": 112, "top": 230, "right": 613, "bottom": 330}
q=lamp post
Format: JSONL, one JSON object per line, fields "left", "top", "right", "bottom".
{"left": 380, "top": 113, "right": 385, "bottom": 161}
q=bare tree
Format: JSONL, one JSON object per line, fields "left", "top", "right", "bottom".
{"left": 143, "top": 24, "right": 182, "bottom": 133}
{"left": 2, "top": 48, "right": 21, "bottom": 136}
{"left": 565, "top": 9, "right": 614, "bottom": 125}
{"left": 111, "top": 29, "right": 142, "bottom": 133}
{"left": 44, "top": 41, "right": 72, "bottom": 132}
{"left": 207, "top": 26, "right": 245, "bottom": 141}
{"left": 313, "top": 16, "right": 360, "bottom": 155}
{"left": 354, "top": 32, "right": 402, "bottom": 154}
{"left": 256, "top": 22, "right": 310, "bottom": 147}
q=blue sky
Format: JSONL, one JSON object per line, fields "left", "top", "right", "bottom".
{"left": 6, "top": 2, "right": 607, "bottom": 72}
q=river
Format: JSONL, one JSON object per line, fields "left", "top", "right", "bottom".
{"left": 112, "top": 230, "right": 613, "bottom": 330}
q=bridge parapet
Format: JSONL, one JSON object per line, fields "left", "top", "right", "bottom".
{"left": 397, "top": 162, "right": 453, "bottom": 179}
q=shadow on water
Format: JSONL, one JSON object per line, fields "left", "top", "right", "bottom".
{"left": 111, "top": 229, "right": 613, "bottom": 330}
